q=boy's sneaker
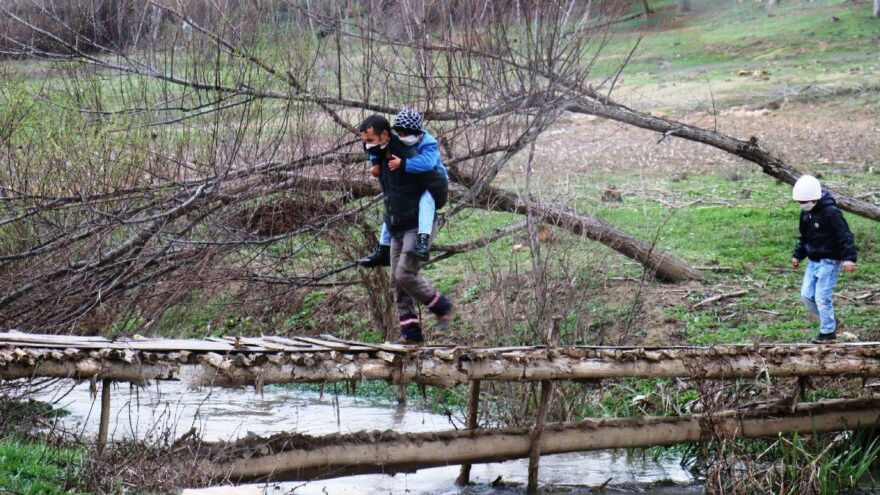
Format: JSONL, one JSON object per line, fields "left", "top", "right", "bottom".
{"left": 812, "top": 332, "right": 837, "bottom": 344}
{"left": 358, "top": 244, "right": 390, "bottom": 267}
{"left": 408, "top": 234, "right": 431, "bottom": 262}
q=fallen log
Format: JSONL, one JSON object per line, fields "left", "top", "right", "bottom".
{"left": 304, "top": 175, "right": 702, "bottom": 282}
{"left": 461, "top": 179, "right": 703, "bottom": 282}
{"left": 211, "top": 398, "right": 880, "bottom": 482}
{"left": 566, "top": 100, "right": 880, "bottom": 223}
{"left": 6, "top": 342, "right": 880, "bottom": 387}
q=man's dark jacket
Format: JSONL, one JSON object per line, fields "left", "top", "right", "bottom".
{"left": 793, "top": 192, "right": 857, "bottom": 263}
{"left": 369, "top": 135, "right": 448, "bottom": 234}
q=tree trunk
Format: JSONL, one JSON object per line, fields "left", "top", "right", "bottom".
{"left": 9, "top": 340, "right": 880, "bottom": 387}
{"left": 566, "top": 101, "right": 880, "bottom": 223}
{"left": 677, "top": 0, "right": 691, "bottom": 14}
{"left": 642, "top": 0, "right": 654, "bottom": 15}
{"left": 767, "top": 0, "right": 780, "bottom": 9}
{"left": 304, "top": 175, "right": 703, "bottom": 283}
{"left": 874, "top": 0, "right": 880, "bottom": 19}
{"left": 462, "top": 180, "right": 704, "bottom": 283}
{"left": 214, "top": 398, "right": 880, "bottom": 482}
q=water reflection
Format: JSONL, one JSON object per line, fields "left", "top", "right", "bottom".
{"left": 33, "top": 380, "right": 699, "bottom": 494}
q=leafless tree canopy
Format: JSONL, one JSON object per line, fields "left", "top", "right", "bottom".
{"left": 3, "top": 1, "right": 875, "bottom": 334}
{"left": 0, "top": 0, "right": 656, "bottom": 333}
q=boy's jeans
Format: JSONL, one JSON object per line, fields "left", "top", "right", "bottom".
{"left": 379, "top": 191, "right": 436, "bottom": 245}
{"left": 800, "top": 259, "right": 841, "bottom": 334}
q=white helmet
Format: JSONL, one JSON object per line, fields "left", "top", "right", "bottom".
{"left": 792, "top": 175, "right": 822, "bottom": 201}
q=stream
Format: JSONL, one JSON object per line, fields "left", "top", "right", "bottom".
{"left": 33, "top": 380, "right": 702, "bottom": 494}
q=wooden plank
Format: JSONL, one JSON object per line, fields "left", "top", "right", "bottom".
{"left": 231, "top": 338, "right": 291, "bottom": 352}
{"left": 217, "top": 336, "right": 275, "bottom": 352}
{"left": 261, "top": 336, "right": 333, "bottom": 352}
{"left": 472, "top": 346, "right": 541, "bottom": 353}
{"left": 0, "top": 341, "right": 111, "bottom": 350}
{"left": 106, "top": 339, "right": 237, "bottom": 352}
{"left": 291, "top": 336, "right": 353, "bottom": 351}
{"left": 318, "top": 335, "right": 402, "bottom": 353}
{"left": 0, "top": 332, "right": 111, "bottom": 344}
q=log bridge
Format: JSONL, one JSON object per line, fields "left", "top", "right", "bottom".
{"left": 4, "top": 331, "right": 880, "bottom": 490}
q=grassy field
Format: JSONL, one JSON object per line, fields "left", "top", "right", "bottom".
{"left": 0, "top": 439, "right": 83, "bottom": 495}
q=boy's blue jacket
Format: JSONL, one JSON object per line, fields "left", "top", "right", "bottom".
{"left": 793, "top": 193, "right": 857, "bottom": 263}
{"left": 367, "top": 135, "right": 448, "bottom": 232}
{"left": 369, "top": 132, "right": 448, "bottom": 178}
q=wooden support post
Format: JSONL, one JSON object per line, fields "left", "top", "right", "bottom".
{"left": 456, "top": 379, "right": 481, "bottom": 486}
{"left": 527, "top": 380, "right": 553, "bottom": 493}
{"left": 396, "top": 383, "right": 407, "bottom": 404}
{"left": 97, "top": 378, "right": 111, "bottom": 454}
{"left": 527, "top": 317, "right": 561, "bottom": 493}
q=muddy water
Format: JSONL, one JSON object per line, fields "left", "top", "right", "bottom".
{"left": 35, "top": 381, "right": 701, "bottom": 494}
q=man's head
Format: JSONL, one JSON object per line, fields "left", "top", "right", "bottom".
{"left": 393, "top": 109, "right": 424, "bottom": 146}
{"left": 359, "top": 114, "right": 391, "bottom": 150}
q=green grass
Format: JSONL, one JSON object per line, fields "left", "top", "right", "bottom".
{"left": 592, "top": 0, "right": 880, "bottom": 105}
{"left": 600, "top": 0, "right": 880, "bottom": 76}
{"left": 0, "top": 439, "right": 85, "bottom": 495}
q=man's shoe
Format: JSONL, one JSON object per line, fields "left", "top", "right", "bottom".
{"left": 396, "top": 335, "right": 425, "bottom": 346}
{"left": 358, "top": 244, "right": 390, "bottom": 267}
{"left": 812, "top": 332, "right": 837, "bottom": 344}
{"left": 434, "top": 302, "right": 455, "bottom": 333}
{"left": 408, "top": 234, "right": 431, "bottom": 262}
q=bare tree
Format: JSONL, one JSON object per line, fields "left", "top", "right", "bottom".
{"left": 0, "top": 0, "right": 705, "bottom": 332}
{"left": 1, "top": 0, "right": 876, "bottom": 335}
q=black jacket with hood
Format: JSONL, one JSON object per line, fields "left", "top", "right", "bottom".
{"left": 369, "top": 135, "right": 448, "bottom": 234}
{"left": 792, "top": 192, "right": 857, "bottom": 263}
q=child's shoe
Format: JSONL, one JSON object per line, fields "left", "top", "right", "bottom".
{"left": 358, "top": 244, "right": 390, "bottom": 267}
{"left": 408, "top": 234, "right": 431, "bottom": 261}
{"left": 812, "top": 332, "right": 837, "bottom": 344}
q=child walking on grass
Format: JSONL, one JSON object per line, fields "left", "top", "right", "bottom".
{"left": 790, "top": 175, "right": 857, "bottom": 343}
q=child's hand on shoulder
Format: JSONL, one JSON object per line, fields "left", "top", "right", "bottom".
{"left": 791, "top": 258, "right": 799, "bottom": 269}
{"left": 388, "top": 155, "right": 402, "bottom": 171}
{"left": 842, "top": 261, "right": 856, "bottom": 273}
{"left": 370, "top": 165, "right": 381, "bottom": 177}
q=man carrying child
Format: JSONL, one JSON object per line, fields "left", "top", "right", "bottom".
{"left": 357, "top": 112, "right": 454, "bottom": 345}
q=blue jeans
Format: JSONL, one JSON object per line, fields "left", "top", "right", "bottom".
{"left": 801, "top": 259, "right": 841, "bottom": 334}
{"left": 379, "top": 191, "right": 436, "bottom": 245}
